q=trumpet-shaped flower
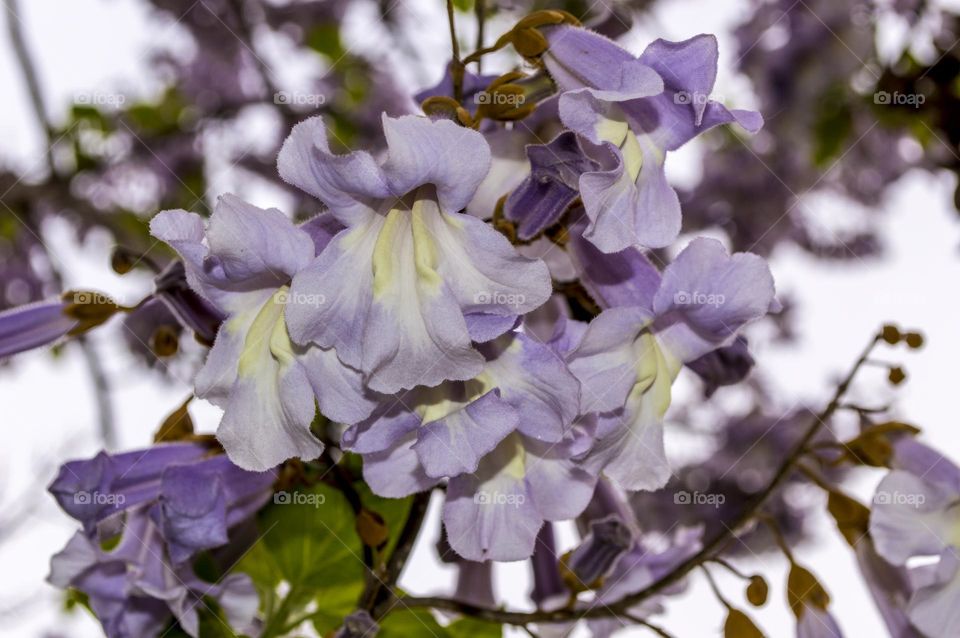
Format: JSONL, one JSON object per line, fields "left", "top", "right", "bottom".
{"left": 151, "top": 196, "right": 378, "bottom": 471}
{"left": 47, "top": 443, "right": 272, "bottom": 638}
{"left": 278, "top": 114, "right": 551, "bottom": 393}
{"left": 542, "top": 26, "right": 762, "bottom": 253}
{"left": 870, "top": 439, "right": 960, "bottom": 638}
{"left": 341, "top": 330, "right": 590, "bottom": 560}
{"left": 568, "top": 238, "right": 776, "bottom": 490}
{"left": 0, "top": 299, "right": 77, "bottom": 358}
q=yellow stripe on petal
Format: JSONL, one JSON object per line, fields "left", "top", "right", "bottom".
{"left": 500, "top": 434, "right": 527, "bottom": 480}
{"left": 372, "top": 209, "right": 404, "bottom": 299}
{"left": 411, "top": 201, "right": 442, "bottom": 293}
{"left": 629, "top": 332, "right": 682, "bottom": 418}
{"left": 596, "top": 114, "right": 630, "bottom": 147}
{"left": 621, "top": 131, "right": 643, "bottom": 182}
{"left": 238, "top": 290, "right": 285, "bottom": 377}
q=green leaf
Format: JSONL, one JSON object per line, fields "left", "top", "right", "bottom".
{"left": 452, "top": 0, "right": 474, "bottom": 11}
{"left": 234, "top": 479, "right": 415, "bottom": 637}
{"left": 306, "top": 24, "right": 344, "bottom": 59}
{"left": 447, "top": 617, "right": 503, "bottom": 637}
{"left": 355, "top": 481, "right": 413, "bottom": 557}
{"left": 379, "top": 609, "right": 450, "bottom": 638}
{"left": 236, "top": 484, "right": 365, "bottom": 636}
{"left": 309, "top": 580, "right": 364, "bottom": 635}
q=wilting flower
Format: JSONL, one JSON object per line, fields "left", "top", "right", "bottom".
{"left": 151, "top": 195, "right": 378, "bottom": 470}
{"left": 541, "top": 26, "right": 762, "bottom": 253}
{"left": 870, "top": 438, "right": 960, "bottom": 638}
{"left": 0, "top": 299, "right": 77, "bottom": 358}
{"left": 278, "top": 114, "right": 551, "bottom": 394}
{"left": 567, "top": 238, "right": 776, "bottom": 490}
{"left": 47, "top": 443, "right": 274, "bottom": 637}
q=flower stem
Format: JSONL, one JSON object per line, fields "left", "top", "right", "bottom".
{"left": 445, "top": 0, "right": 464, "bottom": 101}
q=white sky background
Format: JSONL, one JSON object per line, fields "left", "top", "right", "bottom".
{"left": 0, "top": 0, "right": 958, "bottom": 636}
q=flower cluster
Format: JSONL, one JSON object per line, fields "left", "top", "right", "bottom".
{"left": 47, "top": 442, "right": 275, "bottom": 637}
{"left": 142, "top": 21, "right": 774, "bottom": 565}
{"left": 17, "top": 7, "right": 952, "bottom": 638}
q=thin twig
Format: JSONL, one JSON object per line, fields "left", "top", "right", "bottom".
{"left": 474, "top": 0, "right": 486, "bottom": 72}
{"left": 5, "top": 0, "right": 118, "bottom": 446}
{"left": 365, "top": 490, "right": 432, "bottom": 617}
{"left": 445, "top": 0, "right": 464, "bottom": 101}
{"left": 4, "top": 0, "right": 53, "bottom": 173}
{"left": 395, "top": 331, "right": 884, "bottom": 624}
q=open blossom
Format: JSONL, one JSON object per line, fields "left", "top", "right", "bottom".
{"left": 341, "top": 330, "right": 591, "bottom": 561}
{"left": 47, "top": 443, "right": 273, "bottom": 637}
{"left": 567, "top": 238, "right": 776, "bottom": 490}
{"left": 542, "top": 26, "right": 762, "bottom": 253}
{"left": 151, "top": 195, "right": 378, "bottom": 470}
{"left": 278, "top": 114, "right": 551, "bottom": 394}
{"left": 870, "top": 438, "right": 960, "bottom": 638}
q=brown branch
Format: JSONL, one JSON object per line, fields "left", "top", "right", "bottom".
{"left": 394, "top": 331, "right": 885, "bottom": 625}
{"left": 364, "top": 490, "right": 432, "bottom": 617}
{"left": 4, "top": 0, "right": 53, "bottom": 172}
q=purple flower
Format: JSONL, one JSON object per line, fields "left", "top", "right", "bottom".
{"left": 0, "top": 299, "right": 76, "bottom": 359}
{"left": 542, "top": 26, "right": 762, "bottom": 253}
{"left": 151, "top": 196, "right": 379, "bottom": 470}
{"left": 853, "top": 538, "right": 920, "bottom": 638}
{"left": 442, "top": 430, "right": 596, "bottom": 561}
{"left": 567, "top": 238, "right": 776, "bottom": 490}
{"left": 50, "top": 525, "right": 258, "bottom": 638}
{"left": 48, "top": 443, "right": 273, "bottom": 637}
{"left": 278, "top": 114, "right": 551, "bottom": 394}
{"left": 503, "top": 132, "right": 599, "bottom": 240}
{"left": 587, "top": 525, "right": 703, "bottom": 637}
{"left": 870, "top": 439, "right": 960, "bottom": 638}
{"left": 152, "top": 261, "right": 224, "bottom": 345}
{"left": 796, "top": 605, "right": 844, "bottom": 638}
{"left": 341, "top": 329, "right": 594, "bottom": 561}
{"left": 531, "top": 524, "right": 569, "bottom": 610}
{"left": 564, "top": 515, "right": 633, "bottom": 586}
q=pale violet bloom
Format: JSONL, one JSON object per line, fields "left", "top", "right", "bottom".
{"left": 47, "top": 443, "right": 270, "bottom": 638}
{"left": 442, "top": 428, "right": 597, "bottom": 561}
{"left": 278, "top": 114, "right": 551, "bottom": 394}
{"left": 567, "top": 238, "right": 776, "bottom": 490}
{"left": 341, "top": 330, "right": 592, "bottom": 561}
{"left": 0, "top": 299, "right": 77, "bottom": 358}
{"left": 151, "top": 195, "right": 377, "bottom": 471}
{"left": 870, "top": 438, "right": 960, "bottom": 638}
{"left": 542, "top": 26, "right": 763, "bottom": 253}
{"left": 796, "top": 606, "right": 844, "bottom": 638}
